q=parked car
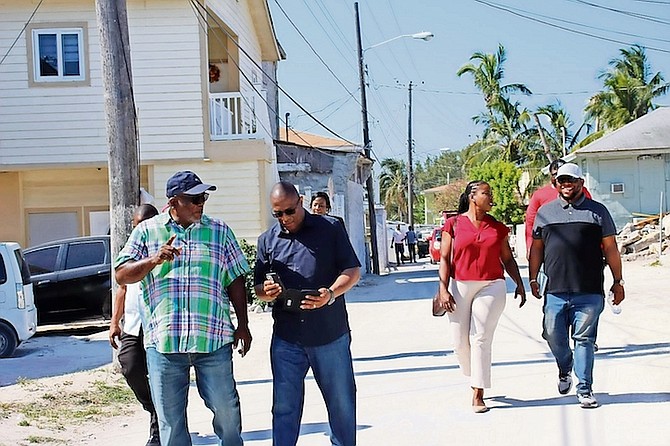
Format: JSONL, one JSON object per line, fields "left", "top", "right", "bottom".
{"left": 416, "top": 227, "right": 433, "bottom": 258}
{"left": 0, "top": 242, "right": 37, "bottom": 357}
{"left": 24, "top": 236, "right": 112, "bottom": 324}
{"left": 427, "top": 227, "right": 442, "bottom": 264}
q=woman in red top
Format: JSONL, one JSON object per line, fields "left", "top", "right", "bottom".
{"left": 436, "top": 180, "right": 526, "bottom": 413}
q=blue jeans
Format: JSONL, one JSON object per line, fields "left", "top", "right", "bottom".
{"left": 271, "top": 333, "right": 356, "bottom": 446}
{"left": 542, "top": 293, "right": 604, "bottom": 395}
{"left": 146, "top": 344, "right": 243, "bottom": 446}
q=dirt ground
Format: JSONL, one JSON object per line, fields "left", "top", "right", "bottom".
{"left": 0, "top": 254, "right": 668, "bottom": 446}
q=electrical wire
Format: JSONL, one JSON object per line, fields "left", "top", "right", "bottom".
{"left": 473, "top": 0, "right": 670, "bottom": 54}
{"left": 189, "top": 0, "right": 356, "bottom": 146}
{"left": 0, "top": 0, "right": 45, "bottom": 67}
{"left": 565, "top": 0, "right": 670, "bottom": 26}
{"left": 190, "top": 1, "right": 357, "bottom": 159}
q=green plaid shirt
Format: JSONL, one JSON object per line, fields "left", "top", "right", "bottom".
{"left": 114, "top": 212, "right": 249, "bottom": 353}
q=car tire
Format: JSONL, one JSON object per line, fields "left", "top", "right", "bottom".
{"left": 0, "top": 323, "right": 18, "bottom": 358}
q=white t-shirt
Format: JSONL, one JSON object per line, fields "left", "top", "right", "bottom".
{"left": 123, "top": 282, "right": 143, "bottom": 337}
{"left": 392, "top": 230, "right": 405, "bottom": 244}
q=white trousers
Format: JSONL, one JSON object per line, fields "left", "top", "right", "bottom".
{"left": 447, "top": 279, "right": 507, "bottom": 389}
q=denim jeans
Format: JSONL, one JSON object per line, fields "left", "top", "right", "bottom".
{"left": 542, "top": 292, "right": 604, "bottom": 394}
{"left": 146, "top": 344, "right": 243, "bottom": 446}
{"left": 270, "top": 333, "right": 356, "bottom": 446}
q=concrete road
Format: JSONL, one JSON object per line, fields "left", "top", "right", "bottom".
{"left": 11, "top": 256, "right": 669, "bottom": 446}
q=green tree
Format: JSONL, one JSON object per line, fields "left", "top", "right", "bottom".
{"left": 586, "top": 45, "right": 669, "bottom": 130}
{"left": 469, "top": 161, "right": 524, "bottom": 225}
{"left": 456, "top": 44, "right": 532, "bottom": 111}
{"left": 457, "top": 45, "right": 535, "bottom": 166}
{"left": 378, "top": 158, "right": 408, "bottom": 221}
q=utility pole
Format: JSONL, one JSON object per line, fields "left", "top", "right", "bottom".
{"left": 95, "top": 2, "right": 139, "bottom": 267}
{"left": 407, "top": 81, "right": 414, "bottom": 227}
{"left": 355, "top": 2, "right": 380, "bottom": 274}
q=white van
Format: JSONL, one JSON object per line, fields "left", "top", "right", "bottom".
{"left": 0, "top": 242, "right": 37, "bottom": 357}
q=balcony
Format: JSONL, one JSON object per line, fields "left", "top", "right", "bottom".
{"left": 209, "top": 91, "right": 264, "bottom": 140}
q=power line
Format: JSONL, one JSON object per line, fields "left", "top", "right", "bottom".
{"left": 190, "top": 0, "right": 354, "bottom": 157}
{"left": 272, "top": 0, "right": 362, "bottom": 110}
{"left": 0, "top": 0, "right": 44, "bottom": 67}
{"left": 189, "top": 0, "right": 356, "bottom": 145}
{"left": 565, "top": 0, "right": 670, "bottom": 26}
{"left": 473, "top": 0, "right": 670, "bottom": 54}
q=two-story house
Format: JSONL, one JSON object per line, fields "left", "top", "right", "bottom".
{"left": 0, "top": 0, "right": 282, "bottom": 247}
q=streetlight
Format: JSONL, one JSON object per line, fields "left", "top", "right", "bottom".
{"left": 364, "top": 31, "right": 434, "bottom": 51}
{"left": 354, "top": 1, "right": 433, "bottom": 274}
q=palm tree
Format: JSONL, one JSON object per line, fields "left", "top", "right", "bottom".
{"left": 378, "top": 158, "right": 408, "bottom": 221}
{"left": 457, "top": 45, "right": 535, "bottom": 166}
{"left": 457, "top": 44, "right": 532, "bottom": 111}
{"left": 586, "top": 45, "right": 669, "bottom": 130}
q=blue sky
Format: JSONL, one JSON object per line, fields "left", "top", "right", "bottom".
{"left": 267, "top": 0, "right": 670, "bottom": 163}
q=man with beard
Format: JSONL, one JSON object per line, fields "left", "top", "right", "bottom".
{"left": 529, "top": 163, "right": 625, "bottom": 409}
{"left": 115, "top": 171, "right": 251, "bottom": 445}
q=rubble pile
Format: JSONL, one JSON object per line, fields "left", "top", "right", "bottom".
{"left": 617, "top": 213, "right": 670, "bottom": 261}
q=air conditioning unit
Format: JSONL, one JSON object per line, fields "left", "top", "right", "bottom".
{"left": 611, "top": 183, "right": 624, "bottom": 194}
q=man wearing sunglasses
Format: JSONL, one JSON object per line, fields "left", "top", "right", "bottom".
{"left": 254, "top": 182, "right": 361, "bottom": 446}
{"left": 529, "top": 163, "right": 624, "bottom": 409}
{"left": 115, "top": 170, "right": 251, "bottom": 446}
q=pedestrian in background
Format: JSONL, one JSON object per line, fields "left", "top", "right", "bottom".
{"left": 436, "top": 180, "right": 526, "bottom": 413}
{"left": 525, "top": 158, "right": 592, "bottom": 260}
{"left": 255, "top": 181, "right": 361, "bottom": 446}
{"left": 114, "top": 171, "right": 251, "bottom": 446}
{"left": 529, "top": 163, "right": 624, "bottom": 409}
{"left": 405, "top": 225, "right": 417, "bottom": 263}
{"left": 392, "top": 224, "right": 405, "bottom": 265}
{"left": 311, "top": 191, "right": 346, "bottom": 228}
{"left": 109, "top": 203, "right": 160, "bottom": 446}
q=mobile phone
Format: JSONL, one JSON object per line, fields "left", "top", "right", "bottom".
{"left": 300, "top": 289, "right": 320, "bottom": 297}
{"left": 265, "top": 272, "right": 284, "bottom": 289}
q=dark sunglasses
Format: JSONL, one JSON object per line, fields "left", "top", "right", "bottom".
{"left": 180, "top": 193, "right": 209, "bottom": 205}
{"left": 556, "top": 176, "right": 580, "bottom": 184}
{"left": 272, "top": 199, "right": 301, "bottom": 218}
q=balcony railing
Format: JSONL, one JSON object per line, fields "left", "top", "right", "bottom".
{"left": 209, "top": 91, "right": 263, "bottom": 140}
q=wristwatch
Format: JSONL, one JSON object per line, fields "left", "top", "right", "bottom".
{"left": 614, "top": 279, "right": 625, "bottom": 286}
{"left": 327, "top": 288, "right": 336, "bottom": 305}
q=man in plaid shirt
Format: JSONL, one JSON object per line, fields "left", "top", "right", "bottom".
{"left": 115, "top": 171, "right": 251, "bottom": 446}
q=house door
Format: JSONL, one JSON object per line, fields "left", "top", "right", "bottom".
{"left": 638, "top": 155, "right": 665, "bottom": 214}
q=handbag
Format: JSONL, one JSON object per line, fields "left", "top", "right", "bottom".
{"left": 432, "top": 216, "right": 457, "bottom": 317}
{"left": 432, "top": 291, "right": 446, "bottom": 317}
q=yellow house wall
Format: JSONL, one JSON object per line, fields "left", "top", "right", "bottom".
{"left": 0, "top": 172, "right": 23, "bottom": 244}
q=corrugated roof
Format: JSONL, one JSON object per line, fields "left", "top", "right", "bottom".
{"left": 284, "top": 129, "right": 361, "bottom": 152}
{"left": 575, "top": 107, "right": 670, "bottom": 154}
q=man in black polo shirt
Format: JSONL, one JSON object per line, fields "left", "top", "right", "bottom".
{"left": 529, "top": 163, "right": 625, "bottom": 409}
{"left": 254, "top": 181, "right": 361, "bottom": 446}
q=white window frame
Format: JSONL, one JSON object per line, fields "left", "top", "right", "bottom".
{"left": 32, "top": 28, "right": 85, "bottom": 82}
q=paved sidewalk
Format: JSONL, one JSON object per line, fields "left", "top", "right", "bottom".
{"left": 94, "top": 257, "right": 669, "bottom": 446}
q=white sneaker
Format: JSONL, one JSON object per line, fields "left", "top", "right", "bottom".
{"left": 577, "top": 392, "right": 598, "bottom": 408}
{"left": 558, "top": 374, "right": 572, "bottom": 395}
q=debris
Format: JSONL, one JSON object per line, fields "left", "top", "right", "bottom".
{"left": 618, "top": 213, "right": 668, "bottom": 260}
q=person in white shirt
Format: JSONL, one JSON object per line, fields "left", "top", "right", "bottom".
{"left": 392, "top": 224, "right": 406, "bottom": 265}
{"left": 109, "top": 204, "right": 160, "bottom": 446}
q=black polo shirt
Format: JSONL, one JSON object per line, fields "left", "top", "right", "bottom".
{"left": 254, "top": 212, "right": 361, "bottom": 346}
{"left": 533, "top": 193, "right": 616, "bottom": 295}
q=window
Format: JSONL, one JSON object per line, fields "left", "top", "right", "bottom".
{"left": 25, "top": 246, "right": 60, "bottom": 275}
{"left": 65, "top": 242, "right": 106, "bottom": 269}
{"left": 0, "top": 254, "right": 6, "bottom": 285}
{"left": 32, "top": 28, "right": 85, "bottom": 82}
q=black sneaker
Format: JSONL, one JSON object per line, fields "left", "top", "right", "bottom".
{"left": 577, "top": 392, "right": 598, "bottom": 409}
{"left": 145, "top": 434, "right": 161, "bottom": 446}
{"left": 558, "top": 374, "right": 572, "bottom": 395}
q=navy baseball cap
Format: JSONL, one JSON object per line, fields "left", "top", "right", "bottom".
{"left": 165, "top": 171, "right": 217, "bottom": 197}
